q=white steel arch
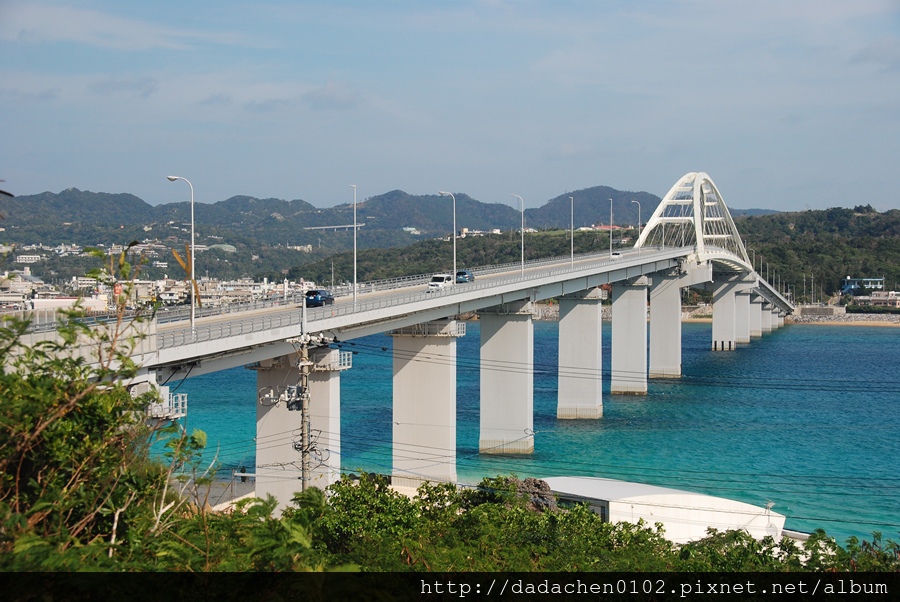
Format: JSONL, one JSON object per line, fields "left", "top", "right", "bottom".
{"left": 635, "top": 172, "right": 750, "bottom": 267}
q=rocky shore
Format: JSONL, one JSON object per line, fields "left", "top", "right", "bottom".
{"left": 785, "top": 313, "right": 900, "bottom": 326}
{"left": 531, "top": 302, "right": 898, "bottom": 326}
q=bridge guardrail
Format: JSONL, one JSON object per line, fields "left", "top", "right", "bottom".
{"left": 156, "top": 247, "right": 682, "bottom": 350}
{"left": 156, "top": 246, "right": 666, "bottom": 327}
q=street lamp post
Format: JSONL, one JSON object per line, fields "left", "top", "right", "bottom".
{"left": 438, "top": 191, "right": 457, "bottom": 280}
{"left": 748, "top": 247, "right": 756, "bottom": 272}
{"left": 570, "top": 196, "right": 574, "bottom": 266}
{"left": 511, "top": 194, "right": 525, "bottom": 274}
{"left": 350, "top": 184, "right": 357, "bottom": 307}
{"left": 631, "top": 199, "right": 641, "bottom": 251}
{"left": 166, "top": 175, "right": 195, "bottom": 335}
{"left": 609, "top": 198, "right": 614, "bottom": 258}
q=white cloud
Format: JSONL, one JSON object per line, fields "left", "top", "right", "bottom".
{"left": 0, "top": 2, "right": 245, "bottom": 50}
{"left": 302, "top": 81, "right": 360, "bottom": 111}
{"left": 89, "top": 76, "right": 159, "bottom": 99}
{"left": 544, "top": 142, "right": 595, "bottom": 161}
{"left": 0, "top": 85, "right": 61, "bottom": 101}
{"left": 852, "top": 38, "right": 900, "bottom": 71}
{"left": 1, "top": 1, "right": 897, "bottom": 210}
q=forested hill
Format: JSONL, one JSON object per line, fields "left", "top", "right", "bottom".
{"left": 734, "top": 205, "right": 900, "bottom": 296}
{"left": 4, "top": 184, "right": 786, "bottom": 250}
{"left": 4, "top": 185, "right": 672, "bottom": 247}
{"left": 5, "top": 186, "right": 894, "bottom": 297}
{"left": 296, "top": 206, "right": 900, "bottom": 299}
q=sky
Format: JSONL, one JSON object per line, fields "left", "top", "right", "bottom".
{"left": 2, "top": 0, "right": 899, "bottom": 212}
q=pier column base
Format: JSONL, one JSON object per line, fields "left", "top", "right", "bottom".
{"left": 479, "top": 301, "right": 534, "bottom": 453}
{"left": 391, "top": 320, "right": 464, "bottom": 489}
{"left": 773, "top": 312, "right": 784, "bottom": 329}
{"left": 611, "top": 276, "right": 650, "bottom": 394}
{"left": 711, "top": 276, "right": 755, "bottom": 351}
{"left": 557, "top": 288, "right": 604, "bottom": 419}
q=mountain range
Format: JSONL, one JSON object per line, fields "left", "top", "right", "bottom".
{"left": 2, "top": 185, "right": 776, "bottom": 248}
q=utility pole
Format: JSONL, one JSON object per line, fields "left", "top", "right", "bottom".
{"left": 286, "top": 297, "right": 332, "bottom": 491}
{"left": 299, "top": 343, "right": 311, "bottom": 492}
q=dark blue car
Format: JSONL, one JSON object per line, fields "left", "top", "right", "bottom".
{"left": 455, "top": 269, "right": 475, "bottom": 283}
{"left": 305, "top": 289, "right": 334, "bottom": 307}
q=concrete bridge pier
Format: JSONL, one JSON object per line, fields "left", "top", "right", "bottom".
{"left": 611, "top": 276, "right": 650, "bottom": 394}
{"left": 761, "top": 304, "right": 774, "bottom": 333}
{"left": 735, "top": 291, "right": 752, "bottom": 344}
{"left": 390, "top": 320, "right": 464, "bottom": 488}
{"left": 307, "top": 348, "right": 348, "bottom": 487}
{"left": 711, "top": 276, "right": 755, "bottom": 351}
{"left": 557, "top": 288, "right": 604, "bottom": 419}
{"left": 649, "top": 263, "right": 712, "bottom": 378}
{"left": 254, "top": 349, "right": 346, "bottom": 511}
{"left": 479, "top": 301, "right": 534, "bottom": 453}
{"left": 749, "top": 297, "right": 764, "bottom": 338}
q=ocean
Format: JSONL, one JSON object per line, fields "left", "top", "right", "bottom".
{"left": 170, "top": 320, "right": 900, "bottom": 544}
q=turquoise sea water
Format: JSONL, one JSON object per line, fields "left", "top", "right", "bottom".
{"left": 171, "top": 321, "right": 900, "bottom": 544}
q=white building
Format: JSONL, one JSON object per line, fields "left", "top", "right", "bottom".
{"left": 543, "top": 476, "right": 786, "bottom": 545}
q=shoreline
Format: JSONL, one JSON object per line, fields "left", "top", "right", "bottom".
{"left": 785, "top": 315, "right": 900, "bottom": 327}
{"left": 529, "top": 303, "right": 900, "bottom": 326}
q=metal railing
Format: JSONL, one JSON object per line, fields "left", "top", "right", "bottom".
{"left": 147, "top": 392, "right": 188, "bottom": 420}
{"left": 310, "top": 349, "right": 354, "bottom": 372}
{"left": 390, "top": 321, "right": 467, "bottom": 337}
{"left": 156, "top": 247, "right": 687, "bottom": 350}
{"left": 31, "top": 244, "right": 794, "bottom": 353}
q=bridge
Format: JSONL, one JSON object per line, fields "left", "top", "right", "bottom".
{"left": 31, "top": 172, "right": 795, "bottom": 506}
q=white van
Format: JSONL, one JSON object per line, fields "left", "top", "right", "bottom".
{"left": 427, "top": 273, "right": 453, "bottom": 292}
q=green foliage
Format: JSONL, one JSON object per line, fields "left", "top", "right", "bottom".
{"left": 0, "top": 252, "right": 335, "bottom": 572}
{"left": 678, "top": 529, "right": 802, "bottom": 571}
{"left": 0, "top": 310, "right": 158, "bottom": 565}
{"left": 845, "top": 305, "right": 900, "bottom": 314}
{"left": 312, "top": 473, "right": 419, "bottom": 560}
{"left": 834, "top": 532, "right": 900, "bottom": 572}
{"left": 301, "top": 474, "right": 900, "bottom": 572}
{"left": 0, "top": 304, "right": 339, "bottom": 571}
{"left": 738, "top": 208, "right": 900, "bottom": 299}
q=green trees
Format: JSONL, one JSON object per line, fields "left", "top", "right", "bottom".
{"left": 300, "top": 473, "right": 900, "bottom": 572}
{"left": 738, "top": 208, "right": 900, "bottom": 299}
{"left": 0, "top": 304, "right": 332, "bottom": 571}
{"left": 0, "top": 251, "right": 329, "bottom": 572}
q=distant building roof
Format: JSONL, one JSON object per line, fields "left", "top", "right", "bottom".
{"left": 841, "top": 276, "right": 885, "bottom": 295}
{"left": 543, "top": 476, "right": 785, "bottom": 544}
